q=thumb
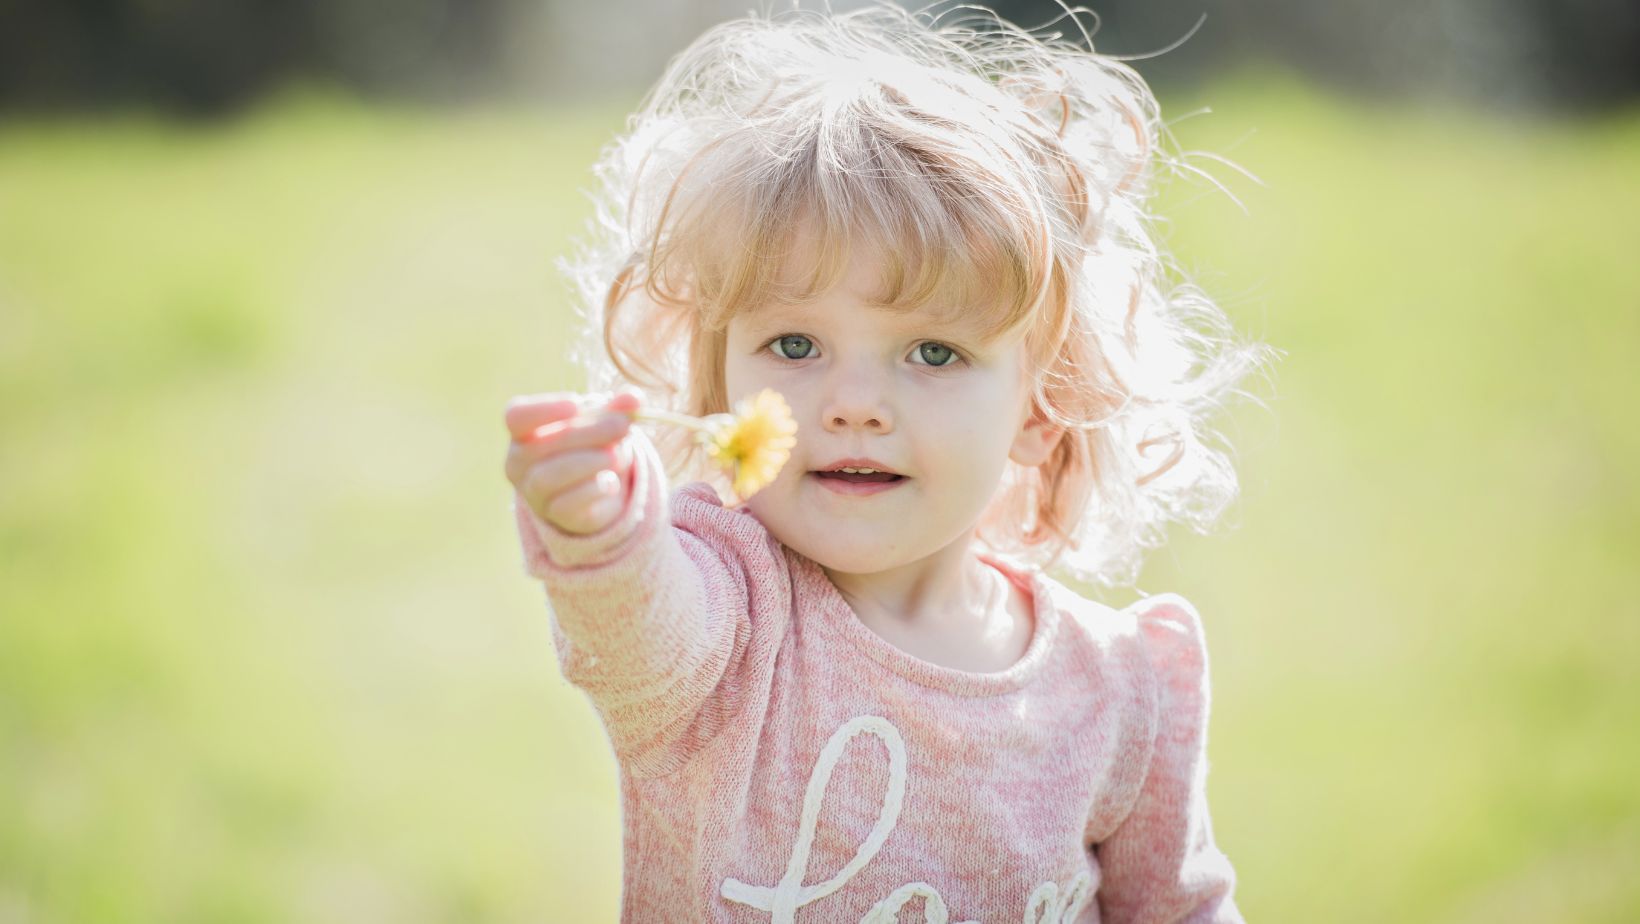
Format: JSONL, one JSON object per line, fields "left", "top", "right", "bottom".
{"left": 605, "top": 387, "right": 642, "bottom": 416}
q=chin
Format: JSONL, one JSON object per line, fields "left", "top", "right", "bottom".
{"left": 784, "top": 529, "right": 912, "bottom": 575}
{"left": 806, "top": 549, "right": 894, "bottom": 576}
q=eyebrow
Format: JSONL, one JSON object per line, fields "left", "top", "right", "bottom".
{"left": 744, "top": 305, "right": 984, "bottom": 338}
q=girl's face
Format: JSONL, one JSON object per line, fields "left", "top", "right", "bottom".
{"left": 722, "top": 250, "right": 1062, "bottom": 575}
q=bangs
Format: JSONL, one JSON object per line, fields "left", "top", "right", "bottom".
{"left": 646, "top": 103, "right": 1056, "bottom": 342}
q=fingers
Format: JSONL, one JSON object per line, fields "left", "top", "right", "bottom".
{"left": 538, "top": 469, "right": 626, "bottom": 535}
{"left": 503, "top": 389, "right": 640, "bottom": 535}
{"left": 504, "top": 388, "right": 642, "bottom": 439}
{"left": 516, "top": 409, "right": 630, "bottom": 460}
{"left": 507, "top": 435, "right": 630, "bottom": 535}
{"left": 504, "top": 393, "right": 582, "bottom": 442}
{"left": 605, "top": 387, "right": 641, "bottom": 415}
{"left": 507, "top": 444, "right": 620, "bottom": 503}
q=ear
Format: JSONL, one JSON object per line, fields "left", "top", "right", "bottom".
{"left": 1009, "top": 404, "right": 1065, "bottom": 468}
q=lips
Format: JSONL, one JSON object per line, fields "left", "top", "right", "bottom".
{"left": 811, "top": 457, "right": 905, "bottom": 479}
{"left": 806, "top": 456, "right": 911, "bottom": 495}
{"left": 809, "top": 470, "right": 908, "bottom": 496}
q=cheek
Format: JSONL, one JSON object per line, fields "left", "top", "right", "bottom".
{"left": 926, "top": 379, "right": 1023, "bottom": 446}
{"left": 913, "top": 415, "right": 1013, "bottom": 483}
{"left": 723, "top": 353, "right": 796, "bottom": 414}
{"left": 721, "top": 352, "right": 753, "bottom": 396}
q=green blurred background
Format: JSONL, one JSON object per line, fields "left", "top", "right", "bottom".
{"left": 3, "top": 0, "right": 1639, "bottom": 921}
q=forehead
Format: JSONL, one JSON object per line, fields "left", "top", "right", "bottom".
{"left": 737, "top": 242, "right": 1004, "bottom": 339}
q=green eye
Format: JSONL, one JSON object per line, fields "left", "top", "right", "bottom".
{"left": 771, "top": 335, "right": 814, "bottom": 360}
{"left": 917, "top": 342, "right": 957, "bottom": 366}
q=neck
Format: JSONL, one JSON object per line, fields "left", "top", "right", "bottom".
{"left": 822, "top": 538, "right": 999, "bottom": 630}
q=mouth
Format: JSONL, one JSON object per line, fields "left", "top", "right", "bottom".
{"left": 800, "top": 462, "right": 905, "bottom": 498}
{"left": 810, "top": 457, "right": 906, "bottom": 482}
{"left": 810, "top": 470, "right": 907, "bottom": 484}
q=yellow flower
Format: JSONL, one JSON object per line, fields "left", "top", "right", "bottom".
{"left": 702, "top": 389, "right": 798, "bottom": 501}
{"left": 626, "top": 388, "right": 798, "bottom": 502}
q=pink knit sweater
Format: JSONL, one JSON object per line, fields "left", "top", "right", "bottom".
{"left": 513, "top": 430, "right": 1243, "bottom": 923}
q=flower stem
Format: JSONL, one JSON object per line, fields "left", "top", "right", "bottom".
{"left": 629, "top": 407, "right": 712, "bottom": 433}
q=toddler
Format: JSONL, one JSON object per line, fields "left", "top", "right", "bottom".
{"left": 503, "top": 3, "right": 1273, "bottom": 920}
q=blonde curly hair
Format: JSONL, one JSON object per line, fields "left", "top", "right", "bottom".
{"left": 559, "top": 1, "right": 1278, "bottom": 588}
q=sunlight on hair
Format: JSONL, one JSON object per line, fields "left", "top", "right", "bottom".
{"left": 563, "top": 1, "right": 1279, "bottom": 586}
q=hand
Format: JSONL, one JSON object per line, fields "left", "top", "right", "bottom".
{"left": 504, "top": 389, "right": 640, "bottom": 536}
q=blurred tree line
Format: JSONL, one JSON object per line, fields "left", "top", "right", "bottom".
{"left": 0, "top": 0, "right": 1635, "bottom": 115}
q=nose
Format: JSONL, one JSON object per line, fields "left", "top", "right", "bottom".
{"left": 820, "top": 369, "right": 894, "bottom": 434}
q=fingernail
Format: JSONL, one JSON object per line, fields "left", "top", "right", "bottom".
{"left": 596, "top": 470, "right": 620, "bottom": 495}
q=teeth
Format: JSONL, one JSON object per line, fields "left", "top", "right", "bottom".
{"left": 839, "top": 467, "right": 877, "bottom": 474}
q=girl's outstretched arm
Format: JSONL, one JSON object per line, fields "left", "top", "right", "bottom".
{"left": 1096, "top": 595, "right": 1244, "bottom": 923}
{"left": 509, "top": 417, "right": 784, "bottom": 779}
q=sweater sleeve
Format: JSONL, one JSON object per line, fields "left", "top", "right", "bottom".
{"left": 512, "top": 426, "right": 780, "bottom": 778}
{"left": 1095, "top": 594, "right": 1243, "bottom": 924}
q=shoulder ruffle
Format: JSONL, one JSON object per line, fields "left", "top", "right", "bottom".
{"left": 1123, "top": 592, "right": 1212, "bottom": 755}
{"left": 1126, "top": 593, "right": 1208, "bottom": 681}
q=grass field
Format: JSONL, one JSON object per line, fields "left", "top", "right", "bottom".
{"left": 2, "top": 70, "right": 1638, "bottom": 921}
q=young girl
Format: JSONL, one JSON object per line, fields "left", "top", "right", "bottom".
{"left": 503, "top": 3, "right": 1271, "bottom": 920}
